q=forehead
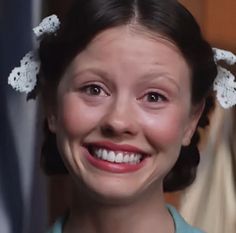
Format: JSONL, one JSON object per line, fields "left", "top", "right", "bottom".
{"left": 86, "top": 25, "right": 182, "bottom": 61}
{"left": 66, "top": 25, "right": 191, "bottom": 84}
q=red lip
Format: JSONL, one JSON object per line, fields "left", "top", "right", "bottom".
{"left": 84, "top": 141, "right": 148, "bottom": 155}
{"left": 83, "top": 147, "right": 147, "bottom": 174}
{"left": 82, "top": 141, "right": 149, "bottom": 173}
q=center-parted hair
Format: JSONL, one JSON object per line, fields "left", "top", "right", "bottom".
{"left": 39, "top": 0, "right": 217, "bottom": 192}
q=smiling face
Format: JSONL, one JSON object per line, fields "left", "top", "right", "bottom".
{"left": 48, "top": 26, "right": 202, "bottom": 203}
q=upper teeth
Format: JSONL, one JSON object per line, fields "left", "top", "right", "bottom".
{"left": 94, "top": 148, "right": 142, "bottom": 164}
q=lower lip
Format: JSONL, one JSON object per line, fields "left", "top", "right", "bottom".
{"left": 85, "top": 150, "right": 146, "bottom": 174}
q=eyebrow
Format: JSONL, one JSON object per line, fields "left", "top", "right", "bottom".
{"left": 139, "top": 72, "right": 181, "bottom": 92}
{"left": 72, "top": 68, "right": 108, "bottom": 79}
{"left": 72, "top": 68, "right": 181, "bottom": 92}
{"left": 71, "top": 68, "right": 114, "bottom": 85}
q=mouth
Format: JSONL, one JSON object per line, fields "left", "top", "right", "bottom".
{"left": 84, "top": 142, "right": 149, "bottom": 166}
{"left": 87, "top": 145, "right": 143, "bottom": 164}
{"left": 82, "top": 142, "right": 150, "bottom": 173}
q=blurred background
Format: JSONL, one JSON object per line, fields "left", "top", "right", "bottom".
{"left": 0, "top": 0, "right": 235, "bottom": 233}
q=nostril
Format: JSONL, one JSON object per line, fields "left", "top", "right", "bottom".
{"left": 100, "top": 124, "right": 117, "bottom": 137}
{"left": 100, "top": 109, "right": 138, "bottom": 137}
{"left": 100, "top": 122, "right": 137, "bottom": 138}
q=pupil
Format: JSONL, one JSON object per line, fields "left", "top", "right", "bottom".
{"left": 91, "top": 86, "right": 100, "bottom": 95}
{"left": 148, "top": 93, "right": 158, "bottom": 102}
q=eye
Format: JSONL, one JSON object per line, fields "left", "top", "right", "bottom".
{"left": 79, "top": 84, "right": 108, "bottom": 96}
{"left": 144, "top": 92, "right": 167, "bottom": 103}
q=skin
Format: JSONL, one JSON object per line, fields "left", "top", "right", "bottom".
{"left": 48, "top": 25, "right": 203, "bottom": 233}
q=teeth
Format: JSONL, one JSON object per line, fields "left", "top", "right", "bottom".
{"left": 102, "top": 149, "right": 108, "bottom": 160}
{"left": 97, "top": 148, "right": 102, "bottom": 158}
{"left": 129, "top": 154, "right": 134, "bottom": 163}
{"left": 124, "top": 154, "right": 129, "bottom": 163}
{"left": 115, "top": 153, "right": 123, "bottom": 163}
{"left": 107, "top": 151, "right": 115, "bottom": 162}
{"left": 93, "top": 148, "right": 143, "bottom": 164}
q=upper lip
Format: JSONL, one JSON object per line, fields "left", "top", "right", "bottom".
{"left": 84, "top": 141, "right": 149, "bottom": 155}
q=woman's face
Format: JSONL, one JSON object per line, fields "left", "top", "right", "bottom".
{"left": 49, "top": 26, "right": 201, "bottom": 202}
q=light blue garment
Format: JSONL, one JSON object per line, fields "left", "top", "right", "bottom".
{"left": 167, "top": 205, "right": 204, "bottom": 233}
{"left": 47, "top": 205, "right": 204, "bottom": 233}
{"left": 47, "top": 216, "right": 64, "bottom": 233}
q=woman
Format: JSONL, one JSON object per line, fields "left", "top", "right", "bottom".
{"left": 38, "top": 0, "right": 217, "bottom": 232}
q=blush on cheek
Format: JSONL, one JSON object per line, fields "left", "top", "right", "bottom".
{"left": 60, "top": 111, "right": 81, "bottom": 137}
{"left": 143, "top": 113, "right": 186, "bottom": 149}
{"left": 58, "top": 95, "right": 104, "bottom": 137}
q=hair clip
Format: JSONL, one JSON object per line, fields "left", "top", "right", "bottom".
{"left": 213, "top": 48, "right": 236, "bottom": 109}
{"left": 33, "top": 15, "right": 60, "bottom": 39}
{"left": 8, "top": 15, "right": 60, "bottom": 94}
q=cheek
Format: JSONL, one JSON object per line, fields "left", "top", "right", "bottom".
{"left": 57, "top": 95, "right": 104, "bottom": 137}
{"left": 141, "top": 109, "right": 188, "bottom": 149}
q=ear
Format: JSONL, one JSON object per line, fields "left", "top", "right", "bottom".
{"left": 44, "top": 99, "right": 58, "bottom": 133}
{"left": 182, "top": 101, "right": 205, "bottom": 146}
{"left": 47, "top": 113, "right": 57, "bottom": 133}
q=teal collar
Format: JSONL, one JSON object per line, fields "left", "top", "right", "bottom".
{"left": 167, "top": 205, "right": 204, "bottom": 233}
{"left": 48, "top": 205, "right": 204, "bottom": 233}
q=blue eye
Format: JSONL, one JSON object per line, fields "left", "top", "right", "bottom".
{"left": 145, "top": 92, "right": 166, "bottom": 102}
{"left": 79, "top": 84, "right": 107, "bottom": 96}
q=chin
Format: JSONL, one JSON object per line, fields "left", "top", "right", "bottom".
{"left": 85, "top": 188, "right": 143, "bottom": 206}
{"left": 72, "top": 174, "right": 161, "bottom": 206}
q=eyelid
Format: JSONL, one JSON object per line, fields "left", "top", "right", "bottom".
{"left": 138, "top": 89, "right": 169, "bottom": 101}
{"left": 145, "top": 92, "right": 167, "bottom": 102}
{"left": 71, "top": 71, "right": 114, "bottom": 91}
{"left": 136, "top": 90, "right": 170, "bottom": 110}
{"left": 78, "top": 83, "right": 110, "bottom": 96}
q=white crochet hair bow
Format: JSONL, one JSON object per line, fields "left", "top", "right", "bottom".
{"left": 8, "top": 15, "right": 60, "bottom": 94}
{"left": 8, "top": 15, "right": 236, "bottom": 108}
{"left": 213, "top": 48, "right": 236, "bottom": 108}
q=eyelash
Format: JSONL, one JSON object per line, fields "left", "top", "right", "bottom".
{"left": 78, "top": 84, "right": 109, "bottom": 96}
{"left": 141, "top": 91, "right": 167, "bottom": 103}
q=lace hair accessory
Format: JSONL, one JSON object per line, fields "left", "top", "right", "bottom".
{"left": 213, "top": 48, "right": 236, "bottom": 108}
{"left": 8, "top": 15, "right": 60, "bottom": 94}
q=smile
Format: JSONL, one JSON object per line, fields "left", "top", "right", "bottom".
{"left": 84, "top": 142, "right": 149, "bottom": 173}
{"left": 91, "top": 147, "right": 142, "bottom": 164}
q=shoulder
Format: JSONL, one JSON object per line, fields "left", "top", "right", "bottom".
{"left": 167, "top": 205, "right": 205, "bottom": 233}
{"left": 47, "top": 217, "right": 64, "bottom": 233}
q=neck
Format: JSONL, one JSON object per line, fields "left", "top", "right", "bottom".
{"left": 64, "top": 183, "right": 175, "bottom": 233}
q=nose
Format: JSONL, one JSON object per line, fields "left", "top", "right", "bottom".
{"left": 100, "top": 100, "right": 138, "bottom": 138}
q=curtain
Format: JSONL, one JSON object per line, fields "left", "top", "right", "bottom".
{"left": 0, "top": 0, "right": 47, "bottom": 232}
{"left": 180, "top": 105, "right": 236, "bottom": 233}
